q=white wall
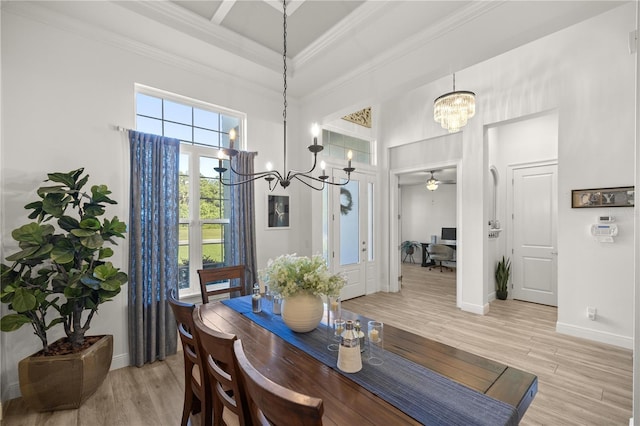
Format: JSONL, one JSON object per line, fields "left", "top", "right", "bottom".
{"left": 0, "top": 4, "right": 310, "bottom": 400}
{"left": 401, "top": 183, "right": 456, "bottom": 244}
{"left": 376, "top": 4, "right": 635, "bottom": 343}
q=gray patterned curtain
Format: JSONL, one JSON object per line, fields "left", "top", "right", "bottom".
{"left": 128, "top": 130, "right": 179, "bottom": 367}
{"left": 230, "top": 151, "right": 258, "bottom": 292}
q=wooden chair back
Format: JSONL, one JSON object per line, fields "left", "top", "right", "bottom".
{"left": 168, "top": 290, "right": 211, "bottom": 426}
{"left": 197, "top": 265, "right": 247, "bottom": 304}
{"left": 233, "top": 339, "right": 324, "bottom": 426}
{"left": 192, "top": 307, "right": 248, "bottom": 426}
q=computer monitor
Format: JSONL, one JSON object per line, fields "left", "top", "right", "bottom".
{"left": 441, "top": 227, "right": 456, "bottom": 241}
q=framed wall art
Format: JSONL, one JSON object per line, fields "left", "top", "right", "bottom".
{"left": 571, "top": 186, "right": 634, "bottom": 208}
{"left": 267, "top": 194, "right": 290, "bottom": 229}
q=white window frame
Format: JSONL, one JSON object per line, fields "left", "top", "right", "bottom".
{"left": 134, "top": 84, "right": 247, "bottom": 297}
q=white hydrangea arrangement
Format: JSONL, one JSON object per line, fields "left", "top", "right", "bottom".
{"left": 261, "top": 254, "right": 346, "bottom": 298}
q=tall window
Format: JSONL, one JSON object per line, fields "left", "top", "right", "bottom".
{"left": 135, "top": 86, "right": 246, "bottom": 296}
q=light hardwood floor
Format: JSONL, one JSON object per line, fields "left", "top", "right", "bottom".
{"left": 1, "top": 263, "right": 632, "bottom": 425}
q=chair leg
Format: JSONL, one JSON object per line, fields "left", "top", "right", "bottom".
{"left": 182, "top": 367, "right": 195, "bottom": 426}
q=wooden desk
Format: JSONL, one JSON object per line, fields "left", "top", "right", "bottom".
{"left": 200, "top": 302, "right": 537, "bottom": 425}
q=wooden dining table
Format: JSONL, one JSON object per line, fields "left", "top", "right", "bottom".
{"left": 200, "top": 299, "right": 537, "bottom": 425}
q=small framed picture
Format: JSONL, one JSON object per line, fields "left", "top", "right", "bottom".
{"left": 267, "top": 195, "right": 290, "bottom": 229}
{"left": 571, "top": 186, "right": 634, "bottom": 208}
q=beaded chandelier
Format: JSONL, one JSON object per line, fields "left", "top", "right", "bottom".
{"left": 433, "top": 74, "right": 476, "bottom": 133}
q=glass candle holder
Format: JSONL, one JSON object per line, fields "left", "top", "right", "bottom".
{"left": 367, "top": 321, "right": 384, "bottom": 366}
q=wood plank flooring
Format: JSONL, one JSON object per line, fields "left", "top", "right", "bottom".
{"left": 1, "top": 263, "right": 632, "bottom": 425}
{"left": 343, "top": 264, "right": 632, "bottom": 425}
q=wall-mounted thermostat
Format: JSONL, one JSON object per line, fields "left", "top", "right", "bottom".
{"left": 598, "top": 215, "right": 615, "bottom": 223}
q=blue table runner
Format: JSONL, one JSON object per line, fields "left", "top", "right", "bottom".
{"left": 222, "top": 297, "right": 518, "bottom": 425}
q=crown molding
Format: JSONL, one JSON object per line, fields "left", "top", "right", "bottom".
{"left": 293, "top": 0, "right": 390, "bottom": 69}
{"left": 2, "top": 1, "right": 282, "bottom": 101}
{"left": 115, "top": 1, "right": 282, "bottom": 73}
{"left": 303, "top": 1, "right": 504, "bottom": 103}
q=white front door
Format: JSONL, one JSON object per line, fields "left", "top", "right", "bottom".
{"left": 331, "top": 171, "right": 374, "bottom": 300}
{"left": 511, "top": 163, "right": 558, "bottom": 306}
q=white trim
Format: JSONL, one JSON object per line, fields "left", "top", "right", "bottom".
{"left": 556, "top": 321, "right": 633, "bottom": 350}
{"left": 389, "top": 159, "right": 462, "bottom": 308}
{"left": 460, "top": 301, "right": 490, "bottom": 315}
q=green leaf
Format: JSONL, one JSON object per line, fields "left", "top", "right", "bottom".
{"left": 41, "top": 193, "right": 68, "bottom": 217}
{"left": 5, "top": 246, "right": 40, "bottom": 262}
{"left": 12, "top": 287, "right": 37, "bottom": 312}
{"left": 47, "top": 170, "right": 81, "bottom": 187}
{"left": 51, "top": 245, "right": 74, "bottom": 264}
{"left": 84, "top": 203, "right": 106, "bottom": 217}
{"left": 46, "top": 317, "right": 65, "bottom": 330}
{"left": 37, "top": 185, "right": 69, "bottom": 197}
{"left": 64, "top": 285, "right": 83, "bottom": 299}
{"left": 91, "top": 185, "right": 116, "bottom": 204}
{"left": 81, "top": 233, "right": 104, "bottom": 249}
{"left": 80, "top": 217, "right": 101, "bottom": 230}
{"left": 103, "top": 217, "right": 127, "bottom": 238}
{"left": 1, "top": 314, "right": 32, "bottom": 332}
{"left": 98, "top": 247, "right": 114, "bottom": 259}
{"left": 71, "top": 229, "right": 96, "bottom": 237}
{"left": 93, "top": 263, "right": 117, "bottom": 281}
{"left": 100, "top": 279, "right": 122, "bottom": 292}
{"left": 58, "top": 216, "right": 80, "bottom": 232}
{"left": 11, "top": 223, "right": 55, "bottom": 244}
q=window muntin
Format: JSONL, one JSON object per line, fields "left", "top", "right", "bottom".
{"left": 322, "top": 129, "right": 372, "bottom": 165}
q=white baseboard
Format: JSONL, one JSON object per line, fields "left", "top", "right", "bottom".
{"left": 460, "top": 301, "right": 490, "bottom": 315}
{"left": 111, "top": 352, "right": 130, "bottom": 370}
{"left": 556, "top": 321, "right": 633, "bottom": 349}
{"left": 4, "top": 352, "right": 130, "bottom": 401}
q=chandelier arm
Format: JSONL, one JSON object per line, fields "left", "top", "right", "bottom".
{"left": 292, "top": 174, "right": 326, "bottom": 191}
{"left": 228, "top": 161, "right": 284, "bottom": 181}
{"left": 217, "top": 173, "right": 276, "bottom": 187}
{"left": 292, "top": 172, "right": 352, "bottom": 187}
{"left": 284, "top": 153, "right": 320, "bottom": 180}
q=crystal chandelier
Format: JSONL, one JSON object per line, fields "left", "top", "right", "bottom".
{"left": 214, "top": 0, "right": 355, "bottom": 191}
{"left": 425, "top": 171, "right": 439, "bottom": 191}
{"left": 433, "top": 74, "right": 476, "bottom": 133}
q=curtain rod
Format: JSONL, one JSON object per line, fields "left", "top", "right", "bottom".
{"left": 115, "top": 125, "right": 259, "bottom": 156}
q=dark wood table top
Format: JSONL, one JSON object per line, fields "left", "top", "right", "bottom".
{"left": 200, "top": 301, "right": 537, "bottom": 425}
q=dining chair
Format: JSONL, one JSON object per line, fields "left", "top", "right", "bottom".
{"left": 197, "top": 265, "right": 247, "bottom": 304}
{"left": 168, "top": 290, "right": 212, "bottom": 426}
{"left": 428, "top": 244, "right": 455, "bottom": 272}
{"left": 192, "top": 306, "right": 248, "bottom": 426}
{"left": 233, "top": 339, "right": 324, "bottom": 426}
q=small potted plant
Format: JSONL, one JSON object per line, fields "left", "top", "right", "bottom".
{"left": 495, "top": 256, "right": 511, "bottom": 300}
{"left": 401, "top": 240, "right": 421, "bottom": 262}
{"left": 261, "top": 254, "right": 345, "bottom": 333}
{"left": 0, "top": 168, "right": 128, "bottom": 411}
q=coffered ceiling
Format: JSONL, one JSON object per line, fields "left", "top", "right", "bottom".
{"left": 114, "top": 0, "right": 625, "bottom": 98}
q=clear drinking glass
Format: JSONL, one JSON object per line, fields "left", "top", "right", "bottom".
{"left": 326, "top": 296, "right": 341, "bottom": 351}
{"left": 329, "top": 319, "right": 345, "bottom": 352}
{"left": 367, "top": 321, "right": 384, "bottom": 365}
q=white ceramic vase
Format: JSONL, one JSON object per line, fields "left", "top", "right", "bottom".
{"left": 281, "top": 292, "right": 324, "bottom": 333}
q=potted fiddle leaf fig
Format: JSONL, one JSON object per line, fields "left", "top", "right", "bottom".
{"left": 0, "top": 168, "right": 128, "bottom": 411}
{"left": 495, "top": 256, "right": 511, "bottom": 300}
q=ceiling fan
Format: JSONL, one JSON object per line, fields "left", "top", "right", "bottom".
{"left": 425, "top": 170, "right": 456, "bottom": 191}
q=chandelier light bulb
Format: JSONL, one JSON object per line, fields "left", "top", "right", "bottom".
{"left": 266, "top": 162, "right": 273, "bottom": 171}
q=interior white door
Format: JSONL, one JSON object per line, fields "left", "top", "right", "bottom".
{"left": 332, "top": 171, "right": 372, "bottom": 300}
{"left": 511, "top": 164, "right": 558, "bottom": 306}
